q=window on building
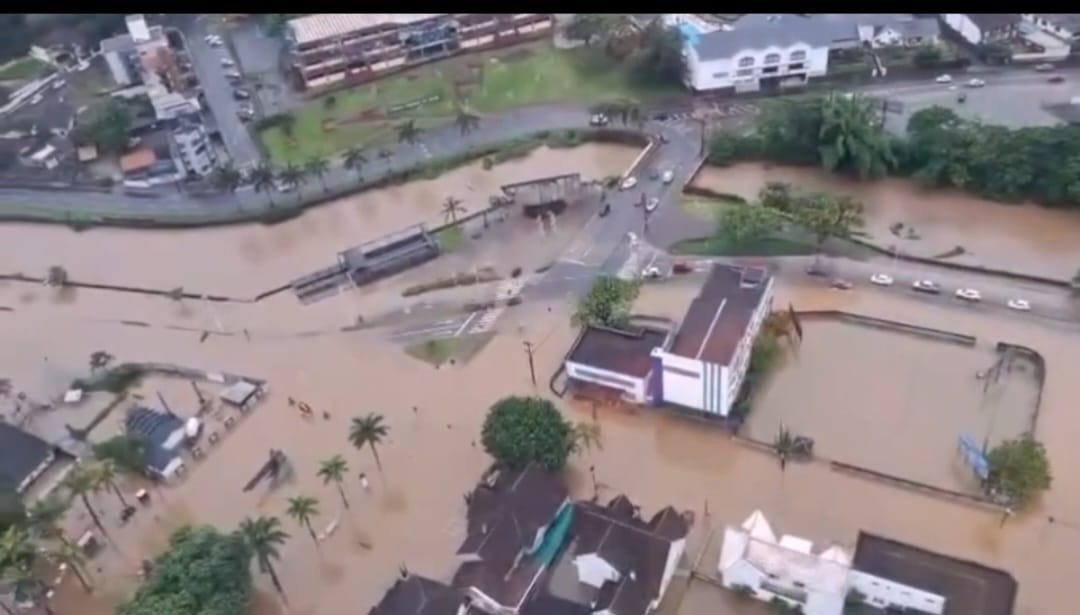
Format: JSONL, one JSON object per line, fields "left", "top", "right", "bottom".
{"left": 737, "top": 55, "right": 754, "bottom": 67}
{"left": 572, "top": 366, "right": 635, "bottom": 389}
{"left": 761, "top": 66, "right": 778, "bottom": 74}
{"left": 763, "top": 52, "right": 781, "bottom": 64}
{"left": 735, "top": 68, "right": 753, "bottom": 77}
{"left": 788, "top": 62, "right": 804, "bottom": 70}
{"left": 789, "top": 50, "right": 807, "bottom": 62}
{"left": 712, "top": 71, "right": 729, "bottom": 78}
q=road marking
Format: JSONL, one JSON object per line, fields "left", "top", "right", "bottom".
{"left": 559, "top": 258, "right": 588, "bottom": 266}
{"left": 453, "top": 312, "right": 478, "bottom": 337}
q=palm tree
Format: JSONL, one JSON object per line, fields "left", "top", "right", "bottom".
{"left": 570, "top": 422, "right": 603, "bottom": 456}
{"left": 88, "top": 351, "right": 114, "bottom": 372}
{"left": 348, "top": 413, "right": 389, "bottom": 474}
{"left": 277, "top": 163, "right": 306, "bottom": 197}
{"left": 773, "top": 423, "right": 796, "bottom": 472}
{"left": 761, "top": 311, "right": 796, "bottom": 345}
{"left": 209, "top": 163, "right": 243, "bottom": 194}
{"left": 285, "top": 495, "right": 320, "bottom": 546}
{"left": 441, "top": 196, "right": 467, "bottom": 223}
{"left": 317, "top": 455, "right": 350, "bottom": 510}
{"left": 249, "top": 164, "right": 277, "bottom": 207}
{"left": 1, "top": 527, "right": 54, "bottom": 615}
{"left": 396, "top": 119, "right": 423, "bottom": 146}
{"left": 303, "top": 157, "right": 330, "bottom": 192}
{"left": 239, "top": 516, "right": 289, "bottom": 599}
{"left": 94, "top": 459, "right": 129, "bottom": 509}
{"left": 48, "top": 540, "right": 92, "bottom": 593}
{"left": 45, "top": 265, "right": 68, "bottom": 287}
{"left": 818, "top": 93, "right": 896, "bottom": 180}
{"left": 377, "top": 148, "right": 393, "bottom": 171}
{"left": 343, "top": 147, "right": 367, "bottom": 184}
{"left": 62, "top": 465, "right": 104, "bottom": 534}
{"left": 454, "top": 106, "right": 481, "bottom": 137}
{"left": 25, "top": 496, "right": 70, "bottom": 546}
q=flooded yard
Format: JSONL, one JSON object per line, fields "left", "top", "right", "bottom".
{"left": 0, "top": 143, "right": 638, "bottom": 296}
{"left": 743, "top": 317, "right": 1040, "bottom": 493}
{"left": 692, "top": 163, "right": 1080, "bottom": 280}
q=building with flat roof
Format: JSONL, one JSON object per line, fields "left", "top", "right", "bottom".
{"left": 123, "top": 406, "right": 187, "bottom": 481}
{"left": 652, "top": 265, "right": 773, "bottom": 417}
{"left": 338, "top": 224, "right": 440, "bottom": 287}
{"left": 0, "top": 423, "right": 60, "bottom": 494}
{"left": 564, "top": 325, "right": 672, "bottom": 404}
{"left": 286, "top": 13, "right": 554, "bottom": 91}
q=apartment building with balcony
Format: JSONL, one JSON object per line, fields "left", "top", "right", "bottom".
{"left": 286, "top": 13, "right": 554, "bottom": 91}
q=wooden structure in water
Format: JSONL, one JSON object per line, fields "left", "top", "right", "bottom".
{"left": 499, "top": 173, "right": 583, "bottom": 218}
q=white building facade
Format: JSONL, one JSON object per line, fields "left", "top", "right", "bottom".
{"left": 719, "top": 510, "right": 946, "bottom": 615}
{"left": 171, "top": 123, "right": 216, "bottom": 177}
{"left": 684, "top": 36, "right": 828, "bottom": 93}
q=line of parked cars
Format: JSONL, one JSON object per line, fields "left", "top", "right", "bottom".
{"left": 867, "top": 273, "right": 1031, "bottom": 311}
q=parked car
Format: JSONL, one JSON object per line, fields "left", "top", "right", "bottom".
{"left": 869, "top": 273, "right": 894, "bottom": 287}
{"left": 935, "top": 74, "right": 953, "bottom": 84}
{"left": 661, "top": 170, "right": 675, "bottom": 184}
{"left": 1007, "top": 298, "right": 1031, "bottom": 312}
{"left": 954, "top": 288, "right": 982, "bottom": 302}
{"left": 1035, "top": 63, "right": 1055, "bottom": 72}
{"left": 220, "top": 57, "right": 235, "bottom": 68}
{"left": 224, "top": 70, "right": 242, "bottom": 81}
{"left": 830, "top": 278, "right": 853, "bottom": 290}
{"left": 806, "top": 263, "right": 830, "bottom": 277}
{"left": 590, "top": 113, "right": 609, "bottom": 127}
{"left": 965, "top": 78, "right": 986, "bottom": 89}
{"left": 911, "top": 279, "right": 941, "bottom": 294}
{"left": 232, "top": 88, "right": 251, "bottom": 100}
{"left": 642, "top": 266, "right": 662, "bottom": 279}
{"left": 620, "top": 176, "right": 638, "bottom": 191}
{"left": 645, "top": 197, "right": 660, "bottom": 213}
{"left": 1048, "top": 75, "right": 1066, "bottom": 84}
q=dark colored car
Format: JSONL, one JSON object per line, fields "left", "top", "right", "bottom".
{"left": 232, "top": 89, "right": 251, "bottom": 100}
{"left": 1048, "top": 75, "right": 1066, "bottom": 84}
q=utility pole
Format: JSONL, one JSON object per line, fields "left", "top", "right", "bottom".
{"left": 523, "top": 341, "right": 537, "bottom": 387}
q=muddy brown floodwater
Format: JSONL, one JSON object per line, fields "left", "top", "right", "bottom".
{"left": 693, "top": 163, "right": 1080, "bottom": 280}
{"left": 0, "top": 144, "right": 638, "bottom": 296}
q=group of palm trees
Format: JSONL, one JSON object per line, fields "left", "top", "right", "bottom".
{"left": 238, "top": 412, "right": 389, "bottom": 602}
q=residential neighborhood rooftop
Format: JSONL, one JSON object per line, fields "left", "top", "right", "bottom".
{"left": 669, "top": 265, "right": 771, "bottom": 365}
{"left": 368, "top": 575, "right": 464, "bottom": 615}
{"left": 119, "top": 147, "right": 157, "bottom": 173}
{"left": 852, "top": 532, "right": 1019, "bottom": 615}
{"left": 288, "top": 14, "right": 443, "bottom": 46}
{"left": 566, "top": 325, "right": 670, "bottom": 379}
{"left": 0, "top": 422, "right": 55, "bottom": 492}
{"left": 694, "top": 15, "right": 858, "bottom": 59}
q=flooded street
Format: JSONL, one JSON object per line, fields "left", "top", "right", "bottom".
{"left": 693, "top": 163, "right": 1080, "bottom": 280}
{"left": 0, "top": 144, "right": 637, "bottom": 296}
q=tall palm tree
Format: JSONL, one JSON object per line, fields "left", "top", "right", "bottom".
{"left": 88, "top": 351, "right": 113, "bottom": 372}
{"left": 454, "top": 105, "right": 481, "bottom": 137}
{"left": 62, "top": 465, "right": 104, "bottom": 534}
{"left": 47, "top": 540, "right": 92, "bottom": 593}
{"left": 93, "top": 459, "right": 129, "bottom": 509}
{"left": 209, "top": 163, "right": 243, "bottom": 194}
{"left": 441, "top": 196, "right": 467, "bottom": 223}
{"left": 570, "top": 422, "right": 603, "bottom": 456}
{"left": 342, "top": 147, "right": 367, "bottom": 184}
{"left": 396, "top": 119, "right": 422, "bottom": 146}
{"left": 304, "top": 157, "right": 330, "bottom": 192}
{"left": 348, "top": 413, "right": 389, "bottom": 474}
{"left": 24, "top": 496, "right": 70, "bottom": 546}
{"left": 285, "top": 496, "right": 320, "bottom": 546}
{"left": 377, "top": 148, "right": 393, "bottom": 171}
{"left": 277, "top": 163, "right": 306, "bottom": 197}
{"left": 239, "top": 516, "right": 289, "bottom": 600}
{"left": 0, "top": 528, "right": 53, "bottom": 615}
{"left": 249, "top": 164, "right": 277, "bottom": 207}
{"left": 773, "top": 423, "right": 796, "bottom": 472}
{"left": 317, "top": 455, "right": 350, "bottom": 510}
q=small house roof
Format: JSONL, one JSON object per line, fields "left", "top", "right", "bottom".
{"left": 119, "top": 147, "right": 156, "bottom": 173}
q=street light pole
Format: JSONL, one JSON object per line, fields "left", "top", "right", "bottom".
{"left": 523, "top": 341, "right": 537, "bottom": 387}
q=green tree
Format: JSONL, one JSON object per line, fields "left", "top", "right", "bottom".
{"left": 912, "top": 45, "right": 943, "bottom": 68}
{"left": 986, "top": 436, "right": 1052, "bottom": 508}
{"left": 94, "top": 458, "right": 130, "bottom": 509}
{"left": 62, "top": 465, "right": 104, "bottom": 534}
{"left": 89, "top": 350, "right": 114, "bottom": 372}
{"left": 209, "top": 163, "right": 243, "bottom": 194}
{"left": 249, "top": 164, "right": 277, "bottom": 207}
{"left": 303, "top": 157, "right": 330, "bottom": 192}
{"left": 117, "top": 525, "right": 253, "bottom": 615}
{"left": 772, "top": 423, "right": 796, "bottom": 472}
{"left": 441, "top": 196, "right": 467, "bottom": 223}
{"left": 633, "top": 21, "right": 686, "bottom": 85}
{"left": 47, "top": 539, "right": 92, "bottom": 593}
{"left": 792, "top": 192, "right": 865, "bottom": 246}
{"left": 348, "top": 413, "right": 389, "bottom": 474}
{"left": 572, "top": 276, "right": 640, "bottom": 329}
{"left": 93, "top": 434, "right": 148, "bottom": 476}
{"left": 396, "top": 119, "right": 423, "bottom": 145}
{"left": 565, "top": 14, "right": 638, "bottom": 48}
{"left": 481, "top": 396, "right": 574, "bottom": 471}
{"left": 277, "top": 163, "right": 306, "bottom": 196}
{"left": 757, "top": 182, "right": 796, "bottom": 213}
{"left": 818, "top": 93, "right": 896, "bottom": 179}
{"left": 343, "top": 147, "right": 367, "bottom": 184}
{"left": 715, "top": 203, "right": 780, "bottom": 247}
{"left": 454, "top": 106, "right": 481, "bottom": 136}
{"left": 238, "top": 516, "right": 289, "bottom": 599}
{"left": 285, "top": 496, "right": 320, "bottom": 546}
{"left": 83, "top": 98, "right": 132, "bottom": 154}
{"left": 24, "top": 496, "right": 69, "bottom": 545}
{"left": 316, "top": 455, "right": 350, "bottom": 510}
{"left": 569, "top": 422, "right": 603, "bottom": 456}
{"left": 748, "top": 334, "right": 780, "bottom": 376}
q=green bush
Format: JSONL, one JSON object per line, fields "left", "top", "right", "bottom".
{"left": 481, "top": 396, "right": 574, "bottom": 471}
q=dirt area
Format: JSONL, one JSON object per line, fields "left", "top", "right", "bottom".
{"left": 692, "top": 163, "right": 1080, "bottom": 279}
{"left": 743, "top": 318, "right": 1040, "bottom": 493}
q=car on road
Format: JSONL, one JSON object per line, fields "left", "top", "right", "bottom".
{"left": 1035, "top": 63, "right": 1055, "bottom": 72}
{"left": 642, "top": 266, "right": 662, "bottom": 279}
{"left": 661, "top": 170, "right": 674, "bottom": 184}
{"left": 911, "top": 279, "right": 941, "bottom": 294}
{"left": 965, "top": 78, "right": 986, "bottom": 88}
{"left": 236, "top": 105, "right": 255, "bottom": 121}
{"left": 806, "top": 263, "right": 830, "bottom": 277}
{"left": 225, "top": 70, "right": 242, "bottom": 81}
{"left": 1007, "top": 298, "right": 1031, "bottom": 312}
{"left": 935, "top": 74, "right": 953, "bottom": 84}
{"left": 204, "top": 35, "right": 223, "bottom": 47}
{"left": 869, "top": 273, "right": 894, "bottom": 286}
{"left": 1048, "top": 75, "right": 1066, "bottom": 84}
{"left": 831, "top": 278, "right": 853, "bottom": 290}
{"left": 590, "top": 113, "right": 609, "bottom": 126}
{"left": 954, "top": 288, "right": 982, "bottom": 302}
{"left": 645, "top": 197, "right": 660, "bottom": 213}
{"left": 620, "top": 176, "right": 638, "bottom": 191}
{"left": 232, "top": 88, "right": 251, "bottom": 100}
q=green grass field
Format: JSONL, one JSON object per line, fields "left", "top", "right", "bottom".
{"left": 259, "top": 42, "right": 677, "bottom": 164}
{"left": 0, "top": 56, "right": 49, "bottom": 81}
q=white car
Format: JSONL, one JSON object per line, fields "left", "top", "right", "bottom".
{"left": 620, "top": 176, "right": 638, "bottom": 191}
{"left": 869, "top": 273, "right": 894, "bottom": 287}
{"left": 645, "top": 197, "right": 660, "bottom": 213}
{"left": 642, "top": 266, "right": 662, "bottom": 279}
{"left": 966, "top": 78, "right": 986, "bottom": 88}
{"left": 935, "top": 74, "right": 953, "bottom": 84}
{"left": 1007, "top": 298, "right": 1031, "bottom": 312}
{"left": 912, "top": 279, "right": 941, "bottom": 294}
{"left": 955, "top": 288, "right": 982, "bottom": 302}
{"left": 661, "top": 170, "right": 675, "bottom": 184}
{"left": 220, "top": 57, "right": 236, "bottom": 68}
{"left": 590, "top": 113, "right": 610, "bottom": 127}
{"left": 1035, "top": 63, "right": 1055, "bottom": 72}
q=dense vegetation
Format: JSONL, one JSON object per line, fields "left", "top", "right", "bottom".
{"left": 986, "top": 436, "right": 1052, "bottom": 508}
{"left": 481, "top": 396, "right": 601, "bottom": 471}
{"left": 0, "top": 14, "right": 126, "bottom": 63}
{"left": 565, "top": 15, "right": 686, "bottom": 87}
{"left": 709, "top": 94, "right": 1080, "bottom": 208}
{"left": 572, "top": 276, "right": 641, "bottom": 329}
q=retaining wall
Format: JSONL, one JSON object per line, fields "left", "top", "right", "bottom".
{"left": 796, "top": 309, "right": 977, "bottom": 346}
{"left": 995, "top": 342, "right": 1047, "bottom": 435}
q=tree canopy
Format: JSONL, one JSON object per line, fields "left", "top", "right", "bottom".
{"left": 986, "top": 436, "right": 1052, "bottom": 508}
{"left": 573, "top": 276, "right": 640, "bottom": 329}
{"left": 715, "top": 202, "right": 780, "bottom": 247}
{"left": 481, "top": 396, "right": 574, "bottom": 471}
{"left": 117, "top": 525, "right": 253, "bottom": 615}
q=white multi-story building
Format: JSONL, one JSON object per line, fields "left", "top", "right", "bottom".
{"left": 171, "top": 122, "right": 215, "bottom": 177}
{"left": 651, "top": 266, "right": 773, "bottom": 417}
{"left": 719, "top": 510, "right": 947, "bottom": 615}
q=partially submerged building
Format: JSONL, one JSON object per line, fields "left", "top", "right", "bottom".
{"left": 369, "top": 574, "right": 467, "bottom": 615}
{"left": 499, "top": 173, "right": 584, "bottom": 218}
{"left": 338, "top": 225, "right": 440, "bottom": 287}
{"left": 0, "top": 423, "right": 62, "bottom": 494}
{"left": 564, "top": 325, "right": 672, "bottom": 405}
{"left": 123, "top": 406, "right": 187, "bottom": 481}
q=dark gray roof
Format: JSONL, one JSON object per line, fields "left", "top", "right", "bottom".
{"left": 0, "top": 423, "right": 53, "bottom": 491}
{"left": 369, "top": 575, "right": 464, "bottom": 615}
{"left": 695, "top": 16, "right": 859, "bottom": 60}
{"left": 566, "top": 325, "right": 669, "bottom": 379}
{"left": 124, "top": 406, "right": 183, "bottom": 472}
{"left": 965, "top": 14, "right": 1022, "bottom": 32}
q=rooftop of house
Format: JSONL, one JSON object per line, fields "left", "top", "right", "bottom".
{"left": 693, "top": 15, "right": 859, "bottom": 59}
{"left": 566, "top": 325, "right": 670, "bottom": 379}
{"left": 668, "top": 265, "right": 771, "bottom": 365}
{"left": 369, "top": 575, "right": 465, "bottom": 615}
{"left": 852, "top": 532, "right": 1018, "bottom": 615}
{"left": 288, "top": 14, "right": 444, "bottom": 46}
{"left": 119, "top": 146, "right": 157, "bottom": 173}
{"left": 965, "top": 14, "right": 1022, "bottom": 32}
{"left": 547, "top": 496, "right": 690, "bottom": 615}
{"left": 0, "top": 423, "right": 55, "bottom": 492}
{"left": 1031, "top": 13, "right": 1080, "bottom": 31}
{"left": 123, "top": 406, "right": 184, "bottom": 472}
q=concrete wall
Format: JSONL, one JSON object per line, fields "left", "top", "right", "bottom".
{"left": 565, "top": 361, "right": 648, "bottom": 404}
{"left": 652, "top": 349, "right": 725, "bottom": 415}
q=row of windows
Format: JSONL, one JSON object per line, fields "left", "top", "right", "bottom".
{"left": 737, "top": 49, "right": 806, "bottom": 68}
{"left": 713, "top": 62, "right": 806, "bottom": 80}
{"left": 571, "top": 365, "right": 637, "bottom": 390}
